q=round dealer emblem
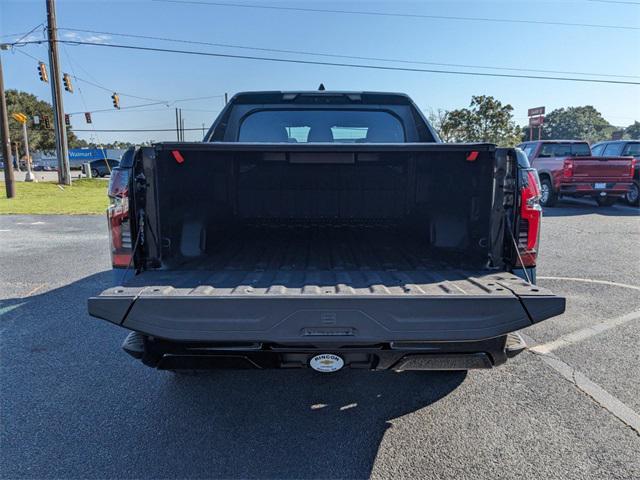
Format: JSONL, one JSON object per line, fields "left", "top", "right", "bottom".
{"left": 310, "top": 354, "right": 344, "bottom": 373}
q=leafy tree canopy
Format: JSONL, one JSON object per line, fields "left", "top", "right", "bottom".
{"left": 437, "top": 95, "right": 521, "bottom": 146}
{"left": 5, "top": 89, "right": 87, "bottom": 154}
{"left": 538, "top": 106, "right": 614, "bottom": 143}
{"left": 625, "top": 121, "right": 640, "bottom": 140}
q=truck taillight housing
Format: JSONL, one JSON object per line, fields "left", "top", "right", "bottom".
{"left": 107, "top": 168, "right": 132, "bottom": 268}
{"left": 562, "top": 159, "right": 574, "bottom": 178}
{"left": 516, "top": 169, "right": 542, "bottom": 268}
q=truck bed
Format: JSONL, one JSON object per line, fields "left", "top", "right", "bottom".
{"left": 130, "top": 225, "right": 485, "bottom": 295}
{"left": 89, "top": 226, "right": 564, "bottom": 344}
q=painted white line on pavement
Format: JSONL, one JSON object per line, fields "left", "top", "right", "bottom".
{"left": 538, "top": 276, "right": 640, "bottom": 292}
{"left": 530, "top": 310, "right": 640, "bottom": 354}
{"left": 0, "top": 303, "right": 25, "bottom": 317}
{"left": 521, "top": 334, "right": 640, "bottom": 435}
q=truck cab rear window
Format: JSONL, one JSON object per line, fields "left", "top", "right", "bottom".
{"left": 538, "top": 143, "right": 591, "bottom": 157}
{"left": 238, "top": 110, "right": 405, "bottom": 143}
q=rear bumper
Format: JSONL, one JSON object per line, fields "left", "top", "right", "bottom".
{"left": 123, "top": 332, "right": 526, "bottom": 370}
{"left": 88, "top": 272, "right": 565, "bottom": 344}
{"left": 558, "top": 181, "right": 632, "bottom": 197}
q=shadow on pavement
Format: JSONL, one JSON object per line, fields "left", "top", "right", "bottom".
{"left": 1, "top": 271, "right": 466, "bottom": 480}
{"left": 542, "top": 198, "right": 638, "bottom": 217}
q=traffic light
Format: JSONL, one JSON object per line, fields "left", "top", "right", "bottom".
{"left": 85, "top": 112, "right": 92, "bottom": 124}
{"left": 63, "top": 73, "right": 73, "bottom": 93}
{"left": 42, "top": 115, "right": 50, "bottom": 129}
{"left": 38, "top": 62, "right": 49, "bottom": 83}
{"left": 111, "top": 93, "right": 120, "bottom": 109}
{"left": 64, "top": 114, "right": 71, "bottom": 126}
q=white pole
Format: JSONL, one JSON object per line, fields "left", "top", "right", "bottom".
{"left": 22, "top": 122, "right": 36, "bottom": 182}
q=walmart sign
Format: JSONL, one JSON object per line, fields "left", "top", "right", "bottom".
{"left": 67, "top": 149, "right": 125, "bottom": 167}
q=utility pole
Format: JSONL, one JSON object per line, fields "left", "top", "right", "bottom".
{"left": 12, "top": 113, "right": 36, "bottom": 182}
{"left": 175, "top": 107, "right": 180, "bottom": 141}
{"left": 21, "top": 120, "right": 36, "bottom": 182}
{"left": 0, "top": 54, "right": 16, "bottom": 198}
{"left": 46, "top": 0, "right": 71, "bottom": 185}
{"left": 224, "top": 92, "right": 228, "bottom": 105}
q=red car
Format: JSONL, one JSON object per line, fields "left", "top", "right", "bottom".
{"left": 518, "top": 140, "right": 635, "bottom": 207}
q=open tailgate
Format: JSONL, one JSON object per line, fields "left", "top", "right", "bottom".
{"left": 88, "top": 271, "right": 565, "bottom": 343}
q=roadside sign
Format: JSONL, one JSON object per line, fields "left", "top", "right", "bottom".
{"left": 33, "top": 115, "right": 40, "bottom": 125}
{"left": 528, "top": 106, "right": 545, "bottom": 117}
{"left": 529, "top": 115, "right": 544, "bottom": 127}
{"left": 11, "top": 112, "right": 28, "bottom": 124}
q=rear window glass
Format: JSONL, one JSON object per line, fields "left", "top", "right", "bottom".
{"left": 603, "top": 143, "right": 624, "bottom": 156}
{"left": 238, "top": 110, "right": 405, "bottom": 143}
{"left": 520, "top": 143, "right": 537, "bottom": 159}
{"left": 538, "top": 143, "right": 591, "bottom": 157}
{"left": 622, "top": 143, "right": 640, "bottom": 157}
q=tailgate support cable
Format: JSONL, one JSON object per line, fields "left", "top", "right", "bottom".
{"left": 119, "top": 208, "right": 145, "bottom": 285}
{"left": 505, "top": 214, "right": 532, "bottom": 284}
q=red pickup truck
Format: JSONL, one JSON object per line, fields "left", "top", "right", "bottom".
{"left": 518, "top": 140, "right": 635, "bottom": 207}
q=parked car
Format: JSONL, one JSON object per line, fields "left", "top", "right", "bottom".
{"left": 518, "top": 140, "right": 634, "bottom": 207}
{"left": 88, "top": 159, "right": 119, "bottom": 178}
{"left": 591, "top": 140, "right": 639, "bottom": 206}
{"left": 89, "top": 91, "right": 565, "bottom": 374}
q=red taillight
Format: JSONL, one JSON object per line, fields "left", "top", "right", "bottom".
{"left": 562, "top": 159, "right": 574, "bottom": 178}
{"left": 631, "top": 158, "right": 636, "bottom": 177}
{"left": 516, "top": 169, "right": 542, "bottom": 267}
{"left": 107, "top": 168, "right": 132, "bottom": 268}
{"left": 108, "top": 168, "right": 129, "bottom": 198}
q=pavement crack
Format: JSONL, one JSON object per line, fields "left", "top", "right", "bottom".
{"left": 525, "top": 347, "right": 640, "bottom": 436}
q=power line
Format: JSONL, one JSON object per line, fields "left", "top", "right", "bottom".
{"left": 12, "top": 46, "right": 169, "bottom": 103}
{"left": 72, "top": 127, "right": 204, "bottom": 132}
{"left": 59, "top": 27, "right": 640, "bottom": 80}
{"left": 12, "top": 24, "right": 45, "bottom": 44}
{"left": 587, "top": 0, "right": 640, "bottom": 4}
{"left": 12, "top": 47, "right": 225, "bottom": 110}
{"left": 19, "top": 39, "right": 640, "bottom": 86}
{"left": 152, "top": 0, "right": 640, "bottom": 31}
{"left": 1, "top": 30, "right": 35, "bottom": 39}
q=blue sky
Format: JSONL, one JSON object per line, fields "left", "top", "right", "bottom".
{"left": 1, "top": 0, "right": 639, "bottom": 143}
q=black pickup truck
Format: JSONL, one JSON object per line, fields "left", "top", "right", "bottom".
{"left": 89, "top": 91, "right": 565, "bottom": 373}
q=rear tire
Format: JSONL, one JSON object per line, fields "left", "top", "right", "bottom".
{"left": 91, "top": 168, "right": 99, "bottom": 178}
{"left": 596, "top": 196, "right": 617, "bottom": 207}
{"left": 539, "top": 177, "right": 557, "bottom": 207}
{"left": 625, "top": 180, "right": 639, "bottom": 207}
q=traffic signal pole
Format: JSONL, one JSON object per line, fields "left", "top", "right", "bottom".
{"left": 46, "top": 0, "right": 71, "bottom": 185}
{"left": 0, "top": 54, "right": 16, "bottom": 198}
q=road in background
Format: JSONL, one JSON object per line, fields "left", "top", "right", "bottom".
{"left": 1, "top": 200, "right": 639, "bottom": 479}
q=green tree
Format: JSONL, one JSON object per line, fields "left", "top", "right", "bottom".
{"left": 439, "top": 95, "right": 521, "bottom": 146}
{"left": 625, "top": 121, "right": 640, "bottom": 139}
{"left": 6, "top": 89, "right": 87, "bottom": 154}
{"left": 427, "top": 108, "right": 456, "bottom": 142}
{"left": 540, "top": 106, "right": 613, "bottom": 143}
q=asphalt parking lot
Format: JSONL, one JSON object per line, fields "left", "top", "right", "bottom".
{"left": 1, "top": 199, "right": 639, "bottom": 480}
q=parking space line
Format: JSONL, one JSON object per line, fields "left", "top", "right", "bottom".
{"left": 538, "top": 276, "right": 640, "bottom": 292}
{"left": 521, "top": 333, "right": 640, "bottom": 435}
{"left": 530, "top": 310, "right": 640, "bottom": 354}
